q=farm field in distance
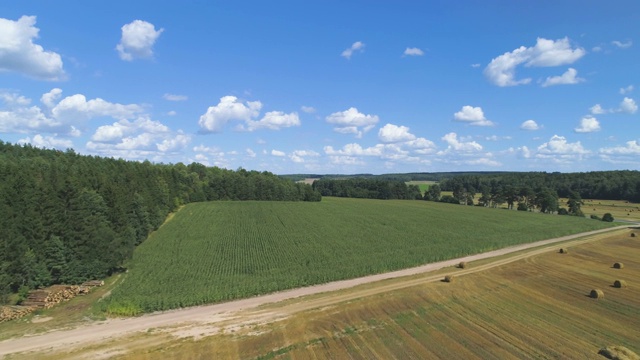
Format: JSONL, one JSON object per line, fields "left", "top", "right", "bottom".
{"left": 116, "top": 228, "right": 640, "bottom": 359}
{"left": 102, "top": 197, "right": 615, "bottom": 315}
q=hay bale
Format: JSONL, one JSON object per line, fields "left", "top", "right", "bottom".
{"left": 559, "top": 248, "right": 568, "bottom": 254}
{"left": 444, "top": 275, "right": 454, "bottom": 283}
{"left": 631, "top": 233, "right": 636, "bottom": 238}
{"left": 458, "top": 261, "right": 468, "bottom": 269}
{"left": 613, "top": 262, "right": 624, "bottom": 269}
{"left": 614, "top": 280, "right": 627, "bottom": 288}
{"left": 590, "top": 289, "right": 604, "bottom": 299}
{"left": 598, "top": 345, "right": 640, "bottom": 360}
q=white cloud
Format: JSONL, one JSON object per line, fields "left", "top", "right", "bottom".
{"left": 520, "top": 119, "right": 541, "bottom": 130}
{"left": 484, "top": 37, "right": 585, "bottom": 87}
{"left": 156, "top": 133, "right": 191, "bottom": 152}
{"left": 619, "top": 97, "right": 638, "bottom": 114}
{"left": 17, "top": 134, "right": 73, "bottom": 150}
{"left": 241, "top": 111, "right": 300, "bottom": 131}
{"left": 453, "top": 106, "right": 494, "bottom": 126}
{"left": 290, "top": 150, "right": 320, "bottom": 163}
{"left": 574, "top": 115, "right": 600, "bottom": 133}
{"left": 246, "top": 148, "right": 256, "bottom": 158}
{"left": 301, "top": 106, "right": 316, "bottom": 113}
{"left": 612, "top": 40, "right": 632, "bottom": 49}
{"left": 378, "top": 123, "right": 416, "bottom": 143}
{"left": 40, "top": 88, "right": 62, "bottom": 108}
{"left": 0, "top": 16, "right": 65, "bottom": 80}
{"left": 163, "top": 93, "right": 187, "bottom": 101}
{"left": 403, "top": 47, "right": 424, "bottom": 56}
{"left": 620, "top": 85, "right": 634, "bottom": 95}
{"left": 440, "top": 132, "right": 482, "bottom": 152}
{"left": 271, "top": 149, "right": 285, "bottom": 157}
{"left": 167, "top": 110, "right": 177, "bottom": 116}
{"left": 471, "top": 63, "right": 481, "bottom": 68}
{"left": 341, "top": 41, "right": 365, "bottom": 59}
{"left": 537, "top": 135, "right": 588, "bottom": 156}
{"left": 324, "top": 143, "right": 383, "bottom": 156}
{"left": 590, "top": 104, "right": 607, "bottom": 114}
{"left": 0, "top": 92, "right": 31, "bottom": 106}
{"left": 541, "top": 68, "right": 584, "bottom": 87}
{"left": 116, "top": 20, "right": 164, "bottom": 61}
{"left": 326, "top": 107, "right": 379, "bottom": 138}
{"left": 51, "top": 93, "right": 145, "bottom": 122}
{"left": 198, "top": 96, "right": 262, "bottom": 133}
{"left": 600, "top": 140, "right": 640, "bottom": 155}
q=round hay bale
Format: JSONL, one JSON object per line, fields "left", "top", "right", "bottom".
{"left": 613, "top": 262, "right": 624, "bottom": 269}
{"left": 631, "top": 232, "right": 636, "bottom": 238}
{"left": 444, "top": 275, "right": 454, "bottom": 283}
{"left": 458, "top": 261, "right": 467, "bottom": 269}
{"left": 613, "top": 280, "right": 627, "bottom": 288}
{"left": 590, "top": 289, "right": 604, "bottom": 299}
{"left": 559, "top": 248, "right": 568, "bottom": 254}
{"left": 598, "top": 345, "right": 639, "bottom": 360}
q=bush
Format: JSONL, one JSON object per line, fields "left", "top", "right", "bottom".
{"left": 557, "top": 208, "right": 569, "bottom": 215}
{"left": 602, "top": 213, "right": 614, "bottom": 222}
{"left": 517, "top": 203, "right": 528, "bottom": 211}
{"left": 590, "top": 214, "right": 601, "bottom": 220}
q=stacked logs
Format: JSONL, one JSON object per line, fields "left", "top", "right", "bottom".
{"left": 0, "top": 306, "right": 36, "bottom": 323}
{"left": 22, "top": 285, "right": 90, "bottom": 309}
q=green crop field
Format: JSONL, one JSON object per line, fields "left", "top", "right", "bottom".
{"left": 102, "top": 197, "right": 615, "bottom": 315}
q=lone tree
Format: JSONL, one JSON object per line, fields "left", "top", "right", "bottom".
{"left": 567, "top": 191, "right": 584, "bottom": 217}
{"left": 602, "top": 213, "right": 614, "bottom": 222}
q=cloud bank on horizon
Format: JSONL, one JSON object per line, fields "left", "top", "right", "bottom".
{"left": 1, "top": 2, "right": 639, "bottom": 173}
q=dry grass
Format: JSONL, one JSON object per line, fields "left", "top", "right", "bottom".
{"left": 590, "top": 289, "right": 605, "bottom": 299}
{"left": 614, "top": 262, "right": 625, "bottom": 269}
{"left": 614, "top": 280, "right": 628, "bottom": 288}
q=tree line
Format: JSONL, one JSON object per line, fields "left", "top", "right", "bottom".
{"left": 0, "top": 141, "right": 320, "bottom": 304}
{"left": 312, "top": 178, "right": 423, "bottom": 200}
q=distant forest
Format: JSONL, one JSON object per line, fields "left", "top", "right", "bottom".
{"left": 312, "top": 178, "right": 423, "bottom": 200}
{"left": 0, "top": 141, "right": 320, "bottom": 303}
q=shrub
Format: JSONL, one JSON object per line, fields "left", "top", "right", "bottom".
{"left": 458, "top": 261, "right": 467, "bottom": 269}
{"left": 444, "top": 275, "right": 454, "bottom": 283}
{"left": 613, "top": 262, "right": 624, "bottom": 269}
{"left": 557, "top": 208, "right": 569, "bottom": 215}
{"left": 590, "top": 289, "right": 604, "bottom": 299}
{"left": 517, "top": 203, "right": 528, "bottom": 211}
{"left": 613, "top": 280, "right": 627, "bottom": 288}
{"left": 590, "top": 214, "right": 601, "bottom": 220}
{"left": 602, "top": 213, "right": 614, "bottom": 222}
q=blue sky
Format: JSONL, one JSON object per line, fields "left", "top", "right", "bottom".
{"left": 1, "top": 1, "right": 639, "bottom": 174}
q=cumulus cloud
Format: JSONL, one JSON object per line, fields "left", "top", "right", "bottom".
{"left": 290, "top": 150, "right": 320, "bottom": 163}
{"left": 301, "top": 106, "right": 316, "bottom": 113}
{"left": 91, "top": 117, "right": 169, "bottom": 142}
{"left": 600, "top": 140, "right": 640, "bottom": 155}
{"left": 378, "top": 123, "right": 416, "bottom": 143}
{"left": 240, "top": 111, "right": 300, "bottom": 132}
{"left": 440, "top": 132, "right": 483, "bottom": 152}
{"left": 40, "top": 88, "right": 62, "bottom": 108}
{"left": 163, "top": 93, "right": 187, "bottom": 101}
{"left": 341, "top": 41, "right": 365, "bottom": 59}
{"left": 198, "top": 96, "right": 262, "bottom": 133}
{"left": 620, "top": 85, "right": 634, "bottom": 95}
{"left": 271, "top": 149, "right": 285, "bottom": 157}
{"left": 0, "top": 92, "right": 31, "bottom": 106}
{"left": 484, "top": 37, "right": 585, "bottom": 86}
{"left": 619, "top": 97, "right": 638, "bottom": 114}
{"left": 537, "top": 135, "right": 588, "bottom": 158}
{"left": 541, "top": 68, "right": 584, "bottom": 87}
{"left": 574, "top": 115, "right": 600, "bottom": 133}
{"left": 51, "top": 93, "right": 145, "bottom": 123}
{"left": 116, "top": 20, "right": 164, "bottom": 61}
{"left": 18, "top": 134, "right": 73, "bottom": 150}
{"left": 612, "top": 40, "right": 632, "bottom": 49}
{"left": 520, "top": 119, "right": 541, "bottom": 130}
{"left": 590, "top": 104, "right": 607, "bottom": 114}
{"left": 403, "top": 47, "right": 424, "bottom": 56}
{"left": 326, "top": 107, "right": 379, "bottom": 138}
{"left": 453, "top": 106, "right": 494, "bottom": 126}
{"left": 0, "top": 15, "right": 65, "bottom": 80}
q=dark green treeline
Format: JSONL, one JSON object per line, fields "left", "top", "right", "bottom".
{"left": 312, "top": 178, "right": 423, "bottom": 200}
{"left": 0, "top": 141, "right": 320, "bottom": 303}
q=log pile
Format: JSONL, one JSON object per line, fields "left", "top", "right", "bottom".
{"left": 81, "top": 280, "right": 105, "bottom": 287}
{"left": 0, "top": 305, "right": 36, "bottom": 323}
{"left": 22, "top": 285, "right": 90, "bottom": 309}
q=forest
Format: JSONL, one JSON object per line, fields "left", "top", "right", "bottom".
{"left": 312, "top": 178, "right": 423, "bottom": 200}
{"left": 0, "top": 141, "right": 320, "bottom": 303}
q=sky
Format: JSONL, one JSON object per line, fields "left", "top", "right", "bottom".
{"left": 1, "top": 1, "right": 639, "bottom": 174}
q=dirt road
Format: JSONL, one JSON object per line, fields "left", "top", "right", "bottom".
{"left": 0, "top": 225, "right": 632, "bottom": 357}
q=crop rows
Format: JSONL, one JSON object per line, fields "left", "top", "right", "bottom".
{"left": 102, "top": 197, "right": 614, "bottom": 315}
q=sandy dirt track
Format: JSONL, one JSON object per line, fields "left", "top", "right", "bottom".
{"left": 0, "top": 225, "right": 633, "bottom": 357}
